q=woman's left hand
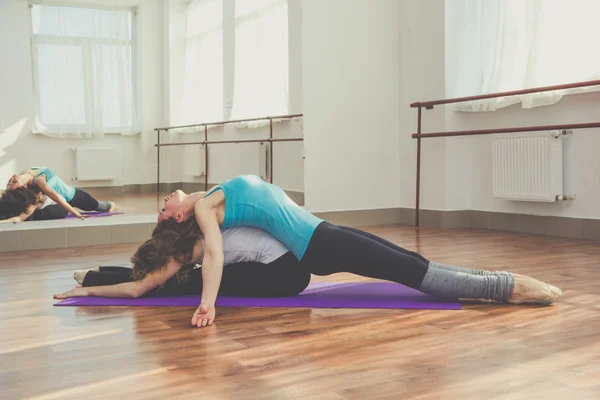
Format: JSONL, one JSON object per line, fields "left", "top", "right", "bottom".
{"left": 53, "top": 286, "right": 89, "bottom": 299}
{"left": 191, "top": 303, "right": 215, "bottom": 328}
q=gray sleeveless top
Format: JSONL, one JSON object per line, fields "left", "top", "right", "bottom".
{"left": 199, "top": 226, "right": 289, "bottom": 266}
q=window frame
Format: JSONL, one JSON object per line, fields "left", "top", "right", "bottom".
{"left": 29, "top": 1, "right": 141, "bottom": 135}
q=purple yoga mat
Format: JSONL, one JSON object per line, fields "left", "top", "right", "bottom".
{"left": 54, "top": 282, "right": 461, "bottom": 310}
{"left": 65, "top": 211, "right": 124, "bottom": 219}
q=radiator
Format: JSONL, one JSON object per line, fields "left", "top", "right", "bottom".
{"left": 72, "top": 148, "right": 117, "bottom": 181}
{"left": 492, "top": 132, "right": 563, "bottom": 202}
{"left": 182, "top": 145, "right": 206, "bottom": 176}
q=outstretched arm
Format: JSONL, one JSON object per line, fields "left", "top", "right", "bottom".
{"left": 0, "top": 205, "right": 36, "bottom": 224}
{"left": 191, "top": 201, "right": 224, "bottom": 328}
{"left": 53, "top": 259, "right": 182, "bottom": 299}
{"left": 35, "top": 178, "right": 83, "bottom": 219}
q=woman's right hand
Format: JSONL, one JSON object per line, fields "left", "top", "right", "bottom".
{"left": 53, "top": 286, "right": 89, "bottom": 299}
{"left": 191, "top": 303, "right": 216, "bottom": 328}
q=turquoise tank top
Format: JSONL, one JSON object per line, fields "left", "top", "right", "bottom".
{"left": 30, "top": 167, "right": 76, "bottom": 202}
{"left": 205, "top": 175, "right": 323, "bottom": 260}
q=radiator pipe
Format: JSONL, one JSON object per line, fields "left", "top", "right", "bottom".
{"left": 556, "top": 195, "right": 575, "bottom": 201}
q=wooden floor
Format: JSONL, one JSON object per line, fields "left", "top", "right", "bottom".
{"left": 1, "top": 226, "right": 599, "bottom": 400}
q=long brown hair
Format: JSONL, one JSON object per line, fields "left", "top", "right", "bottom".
{"left": 130, "top": 217, "right": 203, "bottom": 283}
{"left": 0, "top": 187, "right": 43, "bottom": 218}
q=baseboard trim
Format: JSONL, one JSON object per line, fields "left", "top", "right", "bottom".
{"left": 314, "top": 208, "right": 403, "bottom": 227}
{"left": 315, "top": 207, "right": 600, "bottom": 241}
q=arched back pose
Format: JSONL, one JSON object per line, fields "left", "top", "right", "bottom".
{"left": 54, "top": 220, "right": 311, "bottom": 301}
{"left": 6, "top": 167, "right": 116, "bottom": 219}
{"left": 150, "top": 175, "right": 562, "bottom": 327}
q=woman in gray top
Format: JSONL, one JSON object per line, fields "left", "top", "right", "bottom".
{"left": 55, "top": 222, "right": 310, "bottom": 299}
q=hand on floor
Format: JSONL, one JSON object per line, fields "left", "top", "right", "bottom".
{"left": 191, "top": 303, "right": 215, "bottom": 328}
{"left": 54, "top": 285, "right": 88, "bottom": 299}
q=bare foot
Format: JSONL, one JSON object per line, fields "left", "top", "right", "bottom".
{"left": 107, "top": 201, "right": 117, "bottom": 213}
{"left": 73, "top": 267, "right": 99, "bottom": 285}
{"left": 508, "top": 274, "right": 562, "bottom": 304}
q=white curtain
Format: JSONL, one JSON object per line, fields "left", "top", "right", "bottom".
{"left": 181, "top": 0, "right": 224, "bottom": 125}
{"left": 446, "top": 0, "right": 600, "bottom": 112}
{"left": 181, "top": 0, "right": 289, "bottom": 127}
{"left": 230, "top": 0, "right": 289, "bottom": 123}
{"left": 31, "top": 4, "right": 139, "bottom": 138}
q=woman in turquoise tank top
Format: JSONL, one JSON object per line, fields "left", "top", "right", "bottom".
{"left": 152, "top": 175, "right": 561, "bottom": 328}
{"left": 5, "top": 167, "right": 116, "bottom": 220}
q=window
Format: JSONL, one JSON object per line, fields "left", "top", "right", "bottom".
{"left": 230, "top": 0, "right": 289, "bottom": 120}
{"left": 182, "top": 0, "right": 290, "bottom": 125}
{"left": 181, "top": 0, "right": 224, "bottom": 124}
{"left": 30, "top": 3, "right": 140, "bottom": 137}
{"left": 445, "top": 0, "right": 600, "bottom": 111}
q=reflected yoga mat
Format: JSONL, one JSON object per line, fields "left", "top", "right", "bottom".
{"left": 54, "top": 282, "right": 461, "bottom": 310}
{"left": 65, "top": 211, "right": 124, "bottom": 219}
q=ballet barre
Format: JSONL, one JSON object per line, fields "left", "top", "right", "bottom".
{"left": 410, "top": 79, "right": 600, "bottom": 227}
{"left": 154, "top": 114, "right": 303, "bottom": 192}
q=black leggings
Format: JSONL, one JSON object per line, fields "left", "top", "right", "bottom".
{"left": 337, "top": 225, "right": 429, "bottom": 264}
{"left": 83, "top": 252, "right": 311, "bottom": 297}
{"left": 26, "top": 189, "right": 100, "bottom": 221}
{"left": 301, "top": 222, "right": 430, "bottom": 290}
{"left": 29, "top": 205, "right": 68, "bottom": 221}
{"left": 69, "top": 189, "right": 100, "bottom": 211}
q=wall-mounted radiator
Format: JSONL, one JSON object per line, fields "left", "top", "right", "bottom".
{"left": 182, "top": 144, "right": 206, "bottom": 176}
{"left": 492, "top": 132, "right": 564, "bottom": 202}
{"left": 72, "top": 148, "right": 117, "bottom": 181}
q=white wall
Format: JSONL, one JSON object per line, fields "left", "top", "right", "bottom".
{"left": 0, "top": 0, "right": 164, "bottom": 189}
{"left": 9, "top": 0, "right": 592, "bottom": 220}
{"left": 302, "top": 0, "right": 402, "bottom": 212}
{"left": 398, "top": 0, "right": 448, "bottom": 212}
{"left": 446, "top": 92, "right": 600, "bottom": 219}
{"left": 399, "top": 0, "right": 600, "bottom": 221}
{"left": 439, "top": 1, "right": 600, "bottom": 220}
{"left": 301, "top": 0, "right": 448, "bottom": 213}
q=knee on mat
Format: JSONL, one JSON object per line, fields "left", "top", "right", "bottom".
{"left": 293, "top": 270, "right": 312, "bottom": 295}
{"left": 278, "top": 270, "right": 311, "bottom": 296}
